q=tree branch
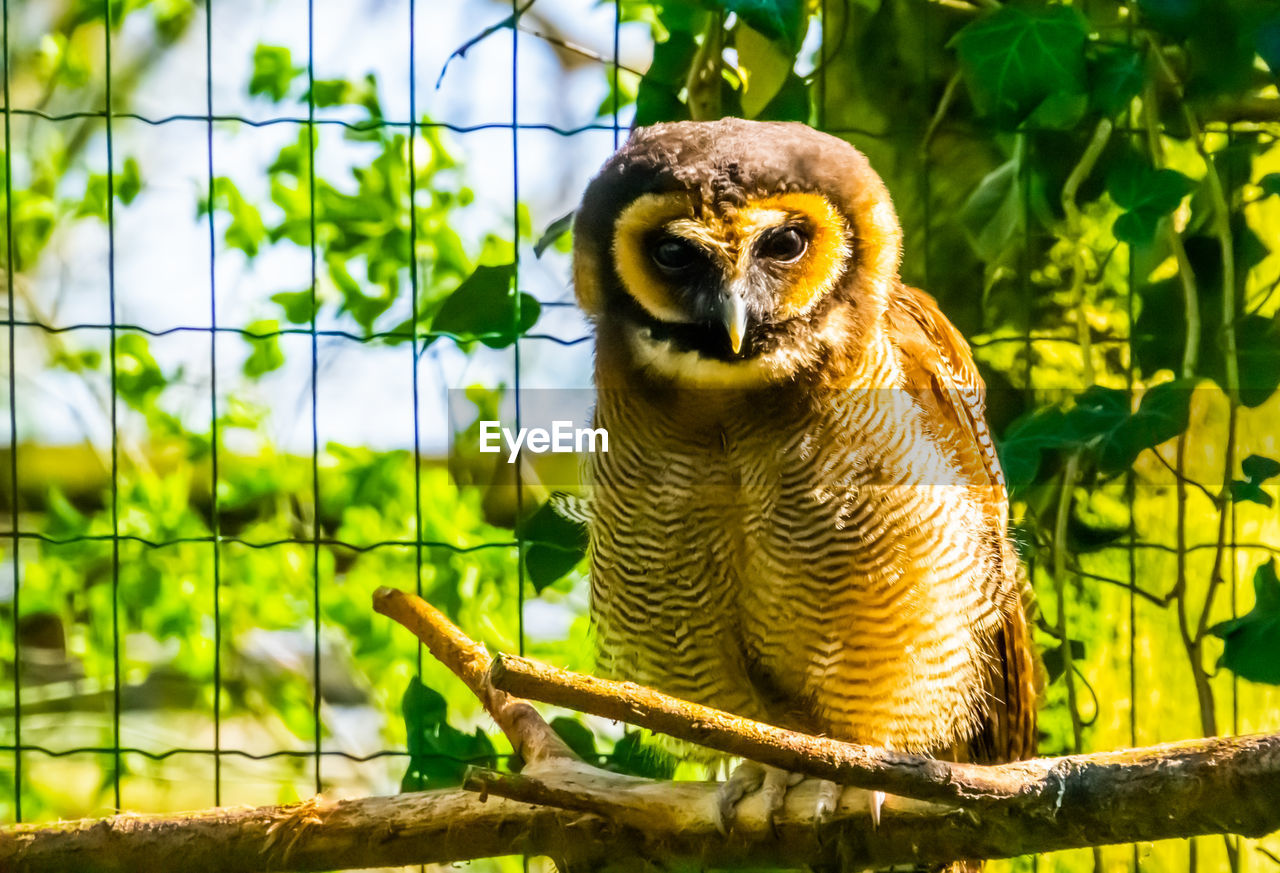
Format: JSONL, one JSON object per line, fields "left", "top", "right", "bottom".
{"left": 2, "top": 587, "right": 1278, "bottom": 873}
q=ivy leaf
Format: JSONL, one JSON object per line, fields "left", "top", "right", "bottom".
{"left": 1087, "top": 44, "right": 1145, "bottom": 116}
{"left": 205, "top": 177, "right": 266, "bottom": 258}
{"left": 249, "top": 45, "right": 299, "bottom": 102}
{"left": 78, "top": 156, "right": 144, "bottom": 219}
{"left": 997, "top": 406, "right": 1074, "bottom": 492}
{"left": 534, "top": 211, "right": 574, "bottom": 258}
{"left": 242, "top": 320, "right": 285, "bottom": 378}
{"left": 117, "top": 157, "right": 142, "bottom": 205}
{"left": 961, "top": 150, "right": 1025, "bottom": 262}
{"left": 718, "top": 0, "right": 806, "bottom": 49}
{"left": 1235, "top": 314, "right": 1280, "bottom": 408}
{"left": 516, "top": 498, "right": 588, "bottom": 593}
{"left": 1106, "top": 155, "right": 1195, "bottom": 245}
{"left": 635, "top": 26, "right": 696, "bottom": 126}
{"left": 400, "top": 677, "right": 497, "bottom": 791}
{"left": 430, "top": 263, "right": 540, "bottom": 349}
{"left": 1209, "top": 560, "right": 1280, "bottom": 686}
{"left": 737, "top": 21, "right": 796, "bottom": 118}
{"left": 951, "top": 5, "right": 1089, "bottom": 128}
{"left": 550, "top": 717, "right": 600, "bottom": 762}
{"left": 608, "top": 732, "right": 677, "bottom": 779}
{"left": 1042, "top": 638, "right": 1086, "bottom": 684}
{"left": 115, "top": 334, "right": 167, "bottom": 409}
{"left": 271, "top": 289, "right": 317, "bottom": 324}
{"left": 1094, "top": 379, "right": 1194, "bottom": 474}
{"left": 1229, "top": 454, "right": 1280, "bottom": 508}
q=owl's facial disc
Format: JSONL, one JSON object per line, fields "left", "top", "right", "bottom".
{"left": 611, "top": 192, "right": 852, "bottom": 379}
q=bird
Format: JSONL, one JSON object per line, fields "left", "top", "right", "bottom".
{"left": 570, "top": 118, "right": 1039, "bottom": 858}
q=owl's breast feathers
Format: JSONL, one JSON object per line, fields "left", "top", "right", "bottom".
{"left": 587, "top": 283, "right": 1037, "bottom": 765}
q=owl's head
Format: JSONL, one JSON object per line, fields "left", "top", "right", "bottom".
{"left": 573, "top": 119, "right": 902, "bottom": 388}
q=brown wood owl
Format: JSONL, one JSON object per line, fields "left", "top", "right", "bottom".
{"left": 571, "top": 118, "right": 1038, "bottom": 845}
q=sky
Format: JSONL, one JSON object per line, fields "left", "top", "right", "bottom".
{"left": 10, "top": 0, "right": 652, "bottom": 454}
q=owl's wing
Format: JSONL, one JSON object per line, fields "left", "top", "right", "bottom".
{"left": 887, "top": 283, "right": 1039, "bottom": 764}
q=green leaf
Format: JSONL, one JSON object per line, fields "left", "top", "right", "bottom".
{"left": 516, "top": 498, "right": 589, "bottom": 593}
{"left": 209, "top": 177, "right": 266, "bottom": 257}
{"left": 249, "top": 45, "right": 298, "bottom": 102}
{"left": 997, "top": 406, "right": 1074, "bottom": 492}
{"left": 961, "top": 150, "right": 1026, "bottom": 262}
{"left": 1095, "top": 379, "right": 1194, "bottom": 474}
{"left": 1087, "top": 44, "right": 1145, "bottom": 116}
{"left": 1106, "top": 155, "right": 1195, "bottom": 245}
{"left": 608, "top": 732, "right": 677, "bottom": 779}
{"left": 634, "top": 26, "right": 697, "bottom": 126}
{"left": 1209, "top": 561, "right": 1280, "bottom": 685}
{"left": 307, "top": 79, "right": 350, "bottom": 108}
{"left": 430, "top": 263, "right": 540, "bottom": 349}
{"left": 550, "top": 717, "right": 599, "bottom": 762}
{"left": 1259, "top": 173, "right": 1280, "bottom": 198}
{"left": 951, "top": 5, "right": 1089, "bottom": 128}
{"left": 117, "top": 157, "right": 142, "bottom": 205}
{"left": 271, "top": 289, "right": 317, "bottom": 324}
{"left": 1042, "top": 638, "right": 1086, "bottom": 684}
{"left": 1259, "top": 16, "right": 1280, "bottom": 75}
{"left": 242, "top": 320, "right": 284, "bottom": 378}
{"left": 1235, "top": 314, "right": 1280, "bottom": 408}
{"left": 718, "top": 0, "right": 806, "bottom": 48}
{"left": 736, "top": 21, "right": 795, "bottom": 118}
{"left": 1230, "top": 454, "right": 1280, "bottom": 508}
{"left": 400, "top": 677, "right": 497, "bottom": 791}
{"left": 754, "top": 71, "right": 809, "bottom": 123}
{"left": 1242, "top": 455, "right": 1280, "bottom": 484}
{"left": 534, "top": 211, "right": 574, "bottom": 258}
{"left": 115, "top": 334, "right": 167, "bottom": 409}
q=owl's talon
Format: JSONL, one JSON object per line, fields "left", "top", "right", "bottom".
{"left": 759, "top": 767, "right": 803, "bottom": 837}
{"left": 715, "top": 760, "right": 765, "bottom": 835}
{"left": 814, "top": 779, "right": 843, "bottom": 826}
{"left": 870, "top": 789, "right": 885, "bottom": 830}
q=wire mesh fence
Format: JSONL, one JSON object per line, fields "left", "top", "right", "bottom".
{"left": 2, "top": 0, "right": 1280, "bottom": 871}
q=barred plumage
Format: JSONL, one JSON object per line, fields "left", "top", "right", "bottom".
{"left": 573, "top": 119, "right": 1038, "bottom": 806}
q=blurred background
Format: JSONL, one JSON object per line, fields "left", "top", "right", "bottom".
{"left": 1, "top": 0, "right": 1279, "bottom": 871}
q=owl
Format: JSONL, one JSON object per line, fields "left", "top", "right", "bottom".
{"left": 571, "top": 118, "right": 1038, "bottom": 838}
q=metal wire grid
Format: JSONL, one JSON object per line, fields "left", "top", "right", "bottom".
{"left": 0, "top": 4, "right": 1272, "bottom": 869}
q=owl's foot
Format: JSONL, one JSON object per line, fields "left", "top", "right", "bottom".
{"left": 714, "top": 761, "right": 802, "bottom": 836}
{"left": 813, "top": 783, "right": 885, "bottom": 830}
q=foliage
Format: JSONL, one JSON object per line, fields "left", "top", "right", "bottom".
{"left": 4, "top": 1, "right": 1280, "bottom": 871}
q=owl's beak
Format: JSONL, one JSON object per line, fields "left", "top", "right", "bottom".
{"left": 721, "top": 291, "right": 749, "bottom": 356}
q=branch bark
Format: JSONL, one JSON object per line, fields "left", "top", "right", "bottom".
{"left": 1, "top": 587, "right": 1277, "bottom": 873}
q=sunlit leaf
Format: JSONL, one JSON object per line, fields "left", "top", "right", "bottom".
{"left": 1210, "top": 560, "right": 1280, "bottom": 686}
{"left": 736, "top": 21, "right": 794, "bottom": 118}
{"left": 242, "top": 320, "right": 285, "bottom": 378}
{"left": 271, "top": 289, "right": 317, "bottom": 324}
{"left": 516, "top": 498, "right": 589, "bottom": 593}
{"left": 717, "top": 0, "right": 806, "bottom": 48}
{"left": 430, "top": 263, "right": 540, "bottom": 349}
{"left": 952, "top": 5, "right": 1089, "bottom": 127}
{"left": 534, "top": 211, "right": 574, "bottom": 258}
{"left": 401, "top": 677, "right": 498, "bottom": 791}
{"left": 249, "top": 44, "right": 298, "bottom": 102}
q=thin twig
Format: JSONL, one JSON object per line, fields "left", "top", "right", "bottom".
{"left": 436, "top": 0, "right": 539, "bottom": 88}
{"left": 372, "top": 586, "right": 574, "bottom": 764}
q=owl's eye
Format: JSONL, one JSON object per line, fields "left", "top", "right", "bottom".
{"left": 651, "top": 237, "right": 701, "bottom": 273}
{"left": 757, "top": 226, "right": 808, "bottom": 263}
